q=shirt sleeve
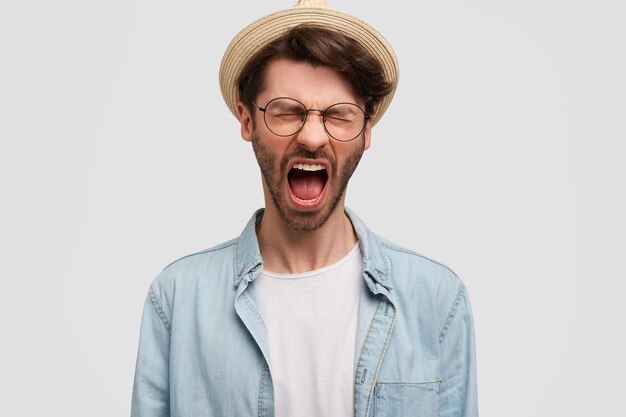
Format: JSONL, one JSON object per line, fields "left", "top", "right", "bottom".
{"left": 439, "top": 283, "right": 479, "bottom": 417}
{"left": 131, "top": 285, "right": 171, "bottom": 417}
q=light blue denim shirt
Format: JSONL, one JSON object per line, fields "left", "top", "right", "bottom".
{"left": 131, "top": 209, "right": 478, "bottom": 417}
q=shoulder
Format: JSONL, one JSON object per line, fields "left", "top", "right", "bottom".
{"left": 149, "top": 238, "right": 238, "bottom": 304}
{"left": 379, "top": 236, "right": 462, "bottom": 288}
{"left": 376, "top": 235, "right": 467, "bottom": 319}
{"left": 347, "top": 208, "right": 465, "bottom": 302}
{"left": 162, "top": 238, "right": 238, "bottom": 274}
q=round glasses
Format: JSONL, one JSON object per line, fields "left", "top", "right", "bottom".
{"left": 252, "top": 97, "right": 369, "bottom": 142}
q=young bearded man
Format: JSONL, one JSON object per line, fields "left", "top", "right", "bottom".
{"left": 131, "top": 1, "right": 478, "bottom": 416}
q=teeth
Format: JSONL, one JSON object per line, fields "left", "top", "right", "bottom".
{"left": 292, "top": 163, "right": 325, "bottom": 171}
{"left": 293, "top": 195, "right": 317, "bottom": 203}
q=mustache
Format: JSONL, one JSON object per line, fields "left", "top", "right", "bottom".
{"left": 287, "top": 148, "right": 331, "bottom": 161}
{"left": 250, "top": 131, "right": 337, "bottom": 172}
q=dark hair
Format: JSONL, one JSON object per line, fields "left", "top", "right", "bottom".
{"left": 237, "top": 25, "right": 392, "bottom": 118}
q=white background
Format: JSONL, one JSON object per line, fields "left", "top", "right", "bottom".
{"left": 1, "top": 0, "right": 624, "bottom": 415}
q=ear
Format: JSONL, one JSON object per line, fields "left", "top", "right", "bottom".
{"left": 236, "top": 100, "right": 254, "bottom": 142}
{"left": 363, "top": 119, "right": 372, "bottom": 150}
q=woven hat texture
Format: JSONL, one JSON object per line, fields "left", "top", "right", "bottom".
{"left": 219, "top": 0, "right": 399, "bottom": 126}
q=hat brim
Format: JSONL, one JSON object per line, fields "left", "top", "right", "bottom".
{"left": 219, "top": 7, "right": 399, "bottom": 126}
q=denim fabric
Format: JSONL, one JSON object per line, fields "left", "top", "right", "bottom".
{"left": 131, "top": 208, "right": 478, "bottom": 417}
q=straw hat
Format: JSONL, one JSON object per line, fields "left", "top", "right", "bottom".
{"left": 219, "top": 0, "right": 399, "bottom": 126}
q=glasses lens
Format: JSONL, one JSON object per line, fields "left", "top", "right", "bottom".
{"left": 264, "top": 98, "right": 306, "bottom": 136}
{"left": 323, "top": 103, "right": 366, "bottom": 141}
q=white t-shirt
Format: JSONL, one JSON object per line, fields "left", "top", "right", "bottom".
{"left": 254, "top": 243, "right": 363, "bottom": 417}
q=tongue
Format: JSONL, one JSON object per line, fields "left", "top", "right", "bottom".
{"left": 289, "top": 170, "right": 325, "bottom": 201}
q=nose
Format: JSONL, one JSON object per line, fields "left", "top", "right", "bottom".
{"left": 295, "top": 110, "right": 330, "bottom": 151}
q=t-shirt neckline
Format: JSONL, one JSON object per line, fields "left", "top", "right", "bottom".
{"left": 261, "top": 242, "right": 361, "bottom": 280}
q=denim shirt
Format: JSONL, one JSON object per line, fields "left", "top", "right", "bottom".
{"left": 131, "top": 209, "right": 478, "bottom": 417}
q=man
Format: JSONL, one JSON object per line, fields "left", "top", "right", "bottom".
{"left": 131, "top": 1, "right": 478, "bottom": 416}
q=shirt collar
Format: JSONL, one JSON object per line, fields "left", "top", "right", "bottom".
{"left": 233, "top": 208, "right": 391, "bottom": 289}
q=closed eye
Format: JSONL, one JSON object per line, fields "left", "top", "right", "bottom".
{"left": 273, "top": 112, "right": 304, "bottom": 121}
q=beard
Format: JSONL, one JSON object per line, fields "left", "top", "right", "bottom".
{"left": 251, "top": 131, "right": 365, "bottom": 232}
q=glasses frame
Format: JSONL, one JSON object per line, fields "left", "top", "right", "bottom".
{"left": 252, "top": 97, "right": 370, "bottom": 142}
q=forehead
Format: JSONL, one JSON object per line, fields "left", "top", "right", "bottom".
{"left": 258, "top": 58, "right": 359, "bottom": 106}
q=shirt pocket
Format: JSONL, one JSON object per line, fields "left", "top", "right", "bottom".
{"left": 373, "top": 380, "right": 441, "bottom": 417}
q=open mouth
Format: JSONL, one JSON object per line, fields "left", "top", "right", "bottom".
{"left": 287, "top": 162, "right": 329, "bottom": 205}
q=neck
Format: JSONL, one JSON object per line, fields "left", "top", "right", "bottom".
{"left": 256, "top": 202, "right": 357, "bottom": 274}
